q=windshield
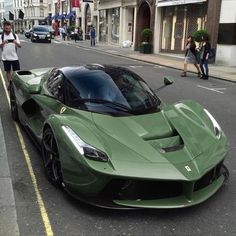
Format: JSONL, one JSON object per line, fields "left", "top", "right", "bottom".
{"left": 33, "top": 27, "right": 49, "bottom": 32}
{"left": 69, "top": 69, "right": 160, "bottom": 116}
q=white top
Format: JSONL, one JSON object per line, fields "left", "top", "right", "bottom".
{"left": 0, "top": 32, "right": 20, "bottom": 61}
{"left": 74, "top": 28, "right": 78, "bottom": 34}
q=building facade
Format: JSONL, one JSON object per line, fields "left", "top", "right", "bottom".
{"left": 14, "top": 0, "right": 24, "bottom": 32}
{"left": 24, "top": 0, "right": 49, "bottom": 29}
{"left": 216, "top": 0, "right": 236, "bottom": 66}
{"left": 154, "top": 0, "right": 221, "bottom": 54}
{"left": 77, "top": 0, "right": 98, "bottom": 40}
{"left": 97, "top": 0, "right": 156, "bottom": 49}
{"left": 0, "top": 0, "right": 4, "bottom": 27}
{"left": 4, "top": 0, "right": 14, "bottom": 22}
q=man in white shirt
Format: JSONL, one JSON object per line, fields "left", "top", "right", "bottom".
{"left": 0, "top": 21, "right": 21, "bottom": 85}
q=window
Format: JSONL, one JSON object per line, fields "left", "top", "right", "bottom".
{"left": 40, "top": 8, "right": 44, "bottom": 17}
{"left": 64, "top": 81, "right": 82, "bottom": 108}
{"left": 47, "top": 72, "right": 64, "bottom": 101}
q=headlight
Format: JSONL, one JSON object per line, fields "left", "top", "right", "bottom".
{"left": 33, "top": 33, "right": 37, "bottom": 37}
{"left": 62, "top": 125, "right": 109, "bottom": 162}
{"left": 204, "top": 109, "right": 222, "bottom": 139}
{"left": 47, "top": 34, "right": 51, "bottom": 38}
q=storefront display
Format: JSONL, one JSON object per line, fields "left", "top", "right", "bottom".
{"left": 160, "top": 3, "right": 207, "bottom": 53}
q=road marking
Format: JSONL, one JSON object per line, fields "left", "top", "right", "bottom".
{"left": 197, "top": 85, "right": 226, "bottom": 94}
{"left": 154, "top": 65, "right": 164, "bottom": 68}
{"left": 129, "top": 65, "right": 143, "bottom": 68}
{"left": 0, "top": 69, "right": 54, "bottom": 236}
{"left": 52, "top": 40, "right": 61, "bottom": 44}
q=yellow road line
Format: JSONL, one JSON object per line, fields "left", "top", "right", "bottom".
{"left": 0, "top": 69, "right": 54, "bottom": 236}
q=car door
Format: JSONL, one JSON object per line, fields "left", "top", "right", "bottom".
{"left": 26, "top": 71, "right": 66, "bottom": 136}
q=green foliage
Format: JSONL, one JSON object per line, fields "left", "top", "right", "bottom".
{"left": 67, "top": 25, "right": 75, "bottom": 33}
{"left": 193, "top": 30, "right": 210, "bottom": 42}
{"left": 141, "top": 28, "right": 153, "bottom": 43}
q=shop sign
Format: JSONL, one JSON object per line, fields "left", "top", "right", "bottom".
{"left": 156, "top": 0, "right": 207, "bottom": 7}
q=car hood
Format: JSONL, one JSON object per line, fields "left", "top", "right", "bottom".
{"left": 33, "top": 31, "right": 49, "bottom": 35}
{"left": 87, "top": 100, "right": 229, "bottom": 179}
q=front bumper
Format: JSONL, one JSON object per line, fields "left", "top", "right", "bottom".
{"left": 64, "top": 162, "right": 228, "bottom": 209}
{"left": 32, "top": 35, "right": 51, "bottom": 42}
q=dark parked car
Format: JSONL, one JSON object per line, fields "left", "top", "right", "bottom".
{"left": 25, "top": 29, "right": 32, "bottom": 38}
{"left": 44, "top": 25, "right": 55, "bottom": 38}
{"left": 31, "top": 26, "right": 51, "bottom": 43}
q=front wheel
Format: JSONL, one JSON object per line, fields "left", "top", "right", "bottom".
{"left": 42, "top": 128, "right": 63, "bottom": 187}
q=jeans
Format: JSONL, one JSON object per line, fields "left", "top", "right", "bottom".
{"left": 200, "top": 59, "right": 209, "bottom": 76}
{"left": 90, "top": 38, "right": 95, "bottom": 46}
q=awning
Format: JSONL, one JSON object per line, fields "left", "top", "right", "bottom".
{"left": 18, "top": 10, "right": 24, "bottom": 19}
{"left": 65, "top": 11, "right": 76, "bottom": 19}
{"left": 52, "top": 14, "right": 59, "bottom": 20}
{"left": 156, "top": 0, "right": 207, "bottom": 7}
{"left": 44, "top": 15, "right": 50, "bottom": 21}
{"left": 57, "top": 14, "right": 65, "bottom": 20}
{"left": 9, "top": 11, "right": 14, "bottom": 20}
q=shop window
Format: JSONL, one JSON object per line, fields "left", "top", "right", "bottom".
{"left": 218, "top": 23, "right": 236, "bottom": 45}
{"left": 111, "top": 8, "right": 120, "bottom": 43}
{"left": 99, "top": 10, "right": 107, "bottom": 42}
{"left": 161, "top": 4, "right": 207, "bottom": 53}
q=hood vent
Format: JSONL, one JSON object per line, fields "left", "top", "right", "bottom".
{"left": 148, "top": 130, "right": 184, "bottom": 153}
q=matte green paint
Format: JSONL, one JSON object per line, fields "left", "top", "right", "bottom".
{"left": 11, "top": 68, "right": 230, "bottom": 208}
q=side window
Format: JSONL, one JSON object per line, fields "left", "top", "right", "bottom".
{"left": 47, "top": 72, "right": 64, "bottom": 101}
{"left": 64, "top": 81, "right": 81, "bottom": 107}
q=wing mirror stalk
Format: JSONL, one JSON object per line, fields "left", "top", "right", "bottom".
{"left": 154, "top": 77, "right": 173, "bottom": 93}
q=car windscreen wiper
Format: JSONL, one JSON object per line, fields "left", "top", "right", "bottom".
{"left": 80, "top": 99, "right": 133, "bottom": 113}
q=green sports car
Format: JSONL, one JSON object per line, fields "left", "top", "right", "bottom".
{"left": 10, "top": 64, "right": 229, "bottom": 209}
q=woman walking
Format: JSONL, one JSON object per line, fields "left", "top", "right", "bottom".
{"left": 181, "top": 36, "right": 201, "bottom": 77}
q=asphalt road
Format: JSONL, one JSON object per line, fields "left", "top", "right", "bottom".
{"left": 0, "top": 37, "right": 236, "bottom": 236}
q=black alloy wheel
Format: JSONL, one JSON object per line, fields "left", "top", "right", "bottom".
{"left": 42, "top": 128, "right": 63, "bottom": 187}
{"left": 9, "top": 83, "right": 19, "bottom": 121}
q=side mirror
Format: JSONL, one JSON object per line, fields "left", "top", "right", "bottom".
{"left": 28, "top": 84, "right": 41, "bottom": 94}
{"left": 164, "top": 77, "right": 174, "bottom": 86}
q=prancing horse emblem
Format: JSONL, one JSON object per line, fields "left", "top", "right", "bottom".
{"left": 60, "top": 107, "right": 66, "bottom": 114}
{"left": 185, "top": 165, "right": 192, "bottom": 172}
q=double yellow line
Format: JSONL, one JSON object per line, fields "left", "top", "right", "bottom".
{"left": 0, "top": 69, "right": 54, "bottom": 236}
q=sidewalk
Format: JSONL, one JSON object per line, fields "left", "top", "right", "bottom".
{"left": 55, "top": 36, "right": 236, "bottom": 83}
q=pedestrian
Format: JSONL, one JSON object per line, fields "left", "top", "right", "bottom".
{"left": 199, "top": 35, "right": 211, "bottom": 80}
{"left": 60, "top": 27, "right": 66, "bottom": 41}
{"left": 63, "top": 24, "right": 68, "bottom": 40}
{"left": 78, "top": 27, "right": 83, "bottom": 40}
{"left": 89, "top": 26, "right": 96, "bottom": 47}
{"left": 74, "top": 27, "right": 78, "bottom": 42}
{"left": 181, "top": 36, "right": 201, "bottom": 77}
{"left": 0, "top": 21, "right": 21, "bottom": 88}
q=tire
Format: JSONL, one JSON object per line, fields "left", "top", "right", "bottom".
{"left": 42, "top": 128, "right": 63, "bottom": 187}
{"left": 9, "top": 83, "right": 19, "bottom": 121}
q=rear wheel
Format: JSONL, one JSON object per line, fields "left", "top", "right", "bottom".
{"left": 9, "top": 83, "right": 19, "bottom": 121}
{"left": 42, "top": 128, "right": 63, "bottom": 187}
